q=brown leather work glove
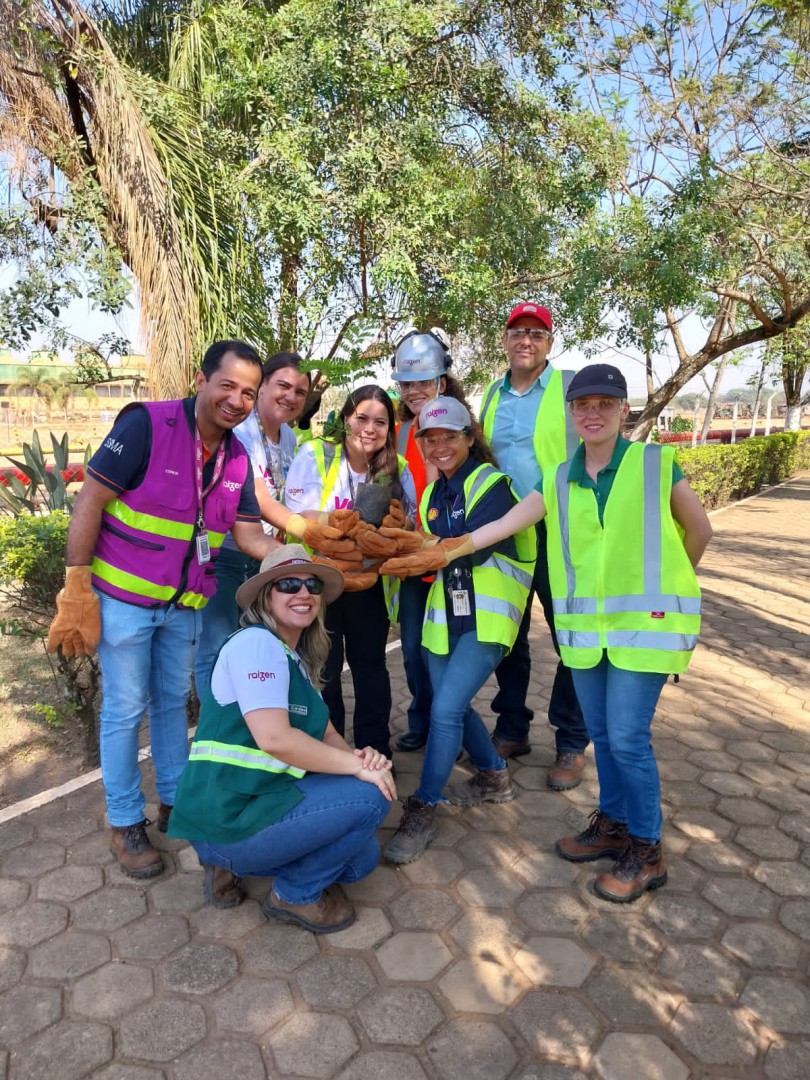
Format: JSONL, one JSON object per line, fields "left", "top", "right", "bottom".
{"left": 328, "top": 509, "right": 360, "bottom": 535}
{"left": 381, "top": 499, "right": 408, "bottom": 529}
{"left": 341, "top": 570, "right": 379, "bottom": 592}
{"left": 46, "top": 566, "right": 101, "bottom": 657}
{"left": 379, "top": 527, "right": 435, "bottom": 554}
{"left": 312, "top": 553, "right": 369, "bottom": 573}
{"left": 379, "top": 535, "right": 475, "bottom": 578}
{"left": 302, "top": 521, "right": 358, "bottom": 556}
{"left": 354, "top": 528, "right": 400, "bottom": 559}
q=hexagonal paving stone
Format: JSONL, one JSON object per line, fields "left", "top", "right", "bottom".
{"left": 0, "top": 982, "right": 62, "bottom": 1045}
{"left": 586, "top": 967, "right": 678, "bottom": 1027}
{"left": 736, "top": 826, "right": 800, "bottom": 859}
{"left": 685, "top": 840, "right": 754, "bottom": 874}
{"left": 779, "top": 899, "right": 810, "bottom": 941}
{"left": 426, "top": 1019, "right": 517, "bottom": 1080}
{"left": 90, "top": 1065, "right": 166, "bottom": 1080}
{"left": 514, "top": 937, "right": 594, "bottom": 988}
{"left": 758, "top": 787, "right": 810, "bottom": 814}
{"left": 0, "top": 817, "right": 34, "bottom": 852}
{"left": 73, "top": 962, "right": 154, "bottom": 1019}
{"left": 512, "top": 1068, "right": 588, "bottom": 1080}
{"left": 657, "top": 942, "right": 742, "bottom": 998}
{"left": 593, "top": 1033, "right": 689, "bottom": 1080}
{"left": 740, "top": 976, "right": 810, "bottom": 1035}
{"left": 65, "top": 831, "right": 115, "bottom": 867}
{"left": 702, "top": 876, "right": 775, "bottom": 918}
{"left": 390, "top": 888, "right": 459, "bottom": 930}
{"left": 119, "top": 999, "right": 207, "bottom": 1061}
{"left": 173, "top": 1039, "right": 266, "bottom": 1080}
{"left": 512, "top": 993, "right": 602, "bottom": 1060}
{"left": 357, "top": 986, "right": 443, "bottom": 1045}
{"left": 583, "top": 915, "right": 663, "bottom": 963}
{"left": 336, "top": 1050, "right": 428, "bottom": 1080}
{"left": 514, "top": 789, "right": 570, "bottom": 817}
{"left": 662, "top": 781, "right": 718, "bottom": 811}
{"left": 327, "top": 906, "right": 393, "bottom": 949}
{"left": 1, "top": 840, "right": 65, "bottom": 878}
{"left": 722, "top": 922, "right": 801, "bottom": 969}
{"left": 212, "top": 977, "right": 293, "bottom": 1035}
{"left": 672, "top": 809, "right": 735, "bottom": 841}
{"left": 0, "top": 944, "right": 25, "bottom": 994}
{"left": 191, "top": 899, "right": 266, "bottom": 939}
{"left": 439, "top": 956, "right": 526, "bottom": 1013}
{"left": 36, "top": 864, "right": 104, "bottom": 903}
{"left": 763, "top": 1039, "right": 810, "bottom": 1079}
{"left": 114, "top": 914, "right": 190, "bottom": 961}
{"left": 241, "top": 921, "right": 319, "bottom": 973}
{"left": 376, "top": 931, "right": 452, "bottom": 981}
{"left": 753, "top": 861, "right": 810, "bottom": 897}
{"left": 513, "top": 852, "right": 581, "bottom": 888}
{"left": 268, "top": 1012, "right": 358, "bottom": 1077}
{"left": 0, "top": 900, "right": 68, "bottom": 947}
{"left": 454, "top": 832, "right": 521, "bottom": 867}
{"left": 779, "top": 812, "right": 810, "bottom": 843}
{"left": 671, "top": 1002, "right": 759, "bottom": 1065}
{"left": 297, "top": 955, "right": 376, "bottom": 1009}
{"left": 31, "top": 931, "right": 110, "bottom": 981}
{"left": 401, "top": 849, "right": 464, "bottom": 885}
{"left": 149, "top": 873, "right": 206, "bottom": 912}
{"left": 699, "top": 772, "right": 757, "bottom": 798}
{"left": 37, "top": 812, "right": 99, "bottom": 845}
{"left": 645, "top": 893, "right": 723, "bottom": 939}
{"left": 0, "top": 876, "right": 29, "bottom": 914}
{"left": 448, "top": 910, "right": 523, "bottom": 965}
{"left": 456, "top": 866, "right": 526, "bottom": 907}
{"left": 716, "top": 796, "right": 778, "bottom": 826}
{"left": 73, "top": 888, "right": 147, "bottom": 931}
{"left": 12, "top": 1021, "right": 112, "bottom": 1080}
{"left": 161, "top": 941, "right": 238, "bottom": 994}
{"left": 515, "top": 891, "right": 589, "bottom": 936}
{"left": 344, "top": 865, "right": 402, "bottom": 903}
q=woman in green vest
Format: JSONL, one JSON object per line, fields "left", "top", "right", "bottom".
{"left": 382, "top": 397, "right": 537, "bottom": 865}
{"left": 383, "top": 365, "right": 712, "bottom": 902}
{"left": 168, "top": 545, "right": 397, "bottom": 933}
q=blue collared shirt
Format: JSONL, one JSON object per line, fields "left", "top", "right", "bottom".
{"left": 488, "top": 365, "right": 555, "bottom": 498}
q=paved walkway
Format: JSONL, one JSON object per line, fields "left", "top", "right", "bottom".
{"left": 1, "top": 477, "right": 809, "bottom": 1080}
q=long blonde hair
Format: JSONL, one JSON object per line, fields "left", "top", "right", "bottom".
{"left": 240, "top": 584, "right": 331, "bottom": 690}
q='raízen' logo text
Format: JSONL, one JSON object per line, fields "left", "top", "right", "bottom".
{"left": 425, "top": 407, "right": 448, "bottom": 420}
{"left": 248, "top": 670, "right": 275, "bottom": 681}
{"left": 222, "top": 479, "right": 241, "bottom": 492}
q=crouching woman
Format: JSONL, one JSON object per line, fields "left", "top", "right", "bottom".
{"left": 168, "top": 546, "right": 396, "bottom": 933}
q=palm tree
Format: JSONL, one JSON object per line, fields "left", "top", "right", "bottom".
{"left": 9, "top": 368, "right": 59, "bottom": 422}
{"left": 0, "top": 0, "right": 254, "bottom": 398}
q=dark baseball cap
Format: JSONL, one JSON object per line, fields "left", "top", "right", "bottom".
{"left": 566, "top": 364, "right": 628, "bottom": 401}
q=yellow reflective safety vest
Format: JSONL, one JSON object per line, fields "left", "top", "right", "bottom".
{"left": 420, "top": 464, "right": 536, "bottom": 655}
{"left": 544, "top": 442, "right": 701, "bottom": 674}
{"left": 480, "top": 367, "right": 579, "bottom": 477}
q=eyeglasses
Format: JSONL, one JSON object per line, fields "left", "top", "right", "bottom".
{"left": 352, "top": 413, "right": 389, "bottom": 431}
{"left": 396, "top": 379, "right": 440, "bottom": 392}
{"left": 421, "top": 431, "right": 466, "bottom": 447}
{"left": 505, "top": 327, "right": 551, "bottom": 342}
{"left": 271, "top": 577, "right": 325, "bottom": 595}
{"left": 570, "top": 397, "right": 623, "bottom": 416}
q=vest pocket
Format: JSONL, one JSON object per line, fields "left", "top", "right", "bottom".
{"left": 102, "top": 522, "right": 166, "bottom": 551}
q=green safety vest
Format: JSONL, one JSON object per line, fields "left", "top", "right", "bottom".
{"left": 544, "top": 442, "right": 701, "bottom": 674}
{"left": 420, "top": 464, "right": 536, "bottom": 655}
{"left": 480, "top": 367, "right": 579, "bottom": 477}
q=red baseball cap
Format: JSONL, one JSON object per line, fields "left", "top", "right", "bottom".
{"left": 505, "top": 302, "right": 553, "bottom": 333}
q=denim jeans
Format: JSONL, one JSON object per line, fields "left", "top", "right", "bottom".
{"left": 492, "top": 521, "right": 588, "bottom": 752}
{"left": 570, "top": 654, "right": 668, "bottom": 841}
{"left": 191, "top": 773, "right": 390, "bottom": 904}
{"left": 194, "top": 546, "right": 259, "bottom": 697}
{"left": 414, "top": 632, "right": 507, "bottom": 806}
{"left": 96, "top": 592, "right": 201, "bottom": 827}
{"left": 398, "top": 575, "right": 433, "bottom": 737}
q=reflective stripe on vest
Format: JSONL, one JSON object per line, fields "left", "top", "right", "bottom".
{"left": 189, "top": 739, "right": 306, "bottom": 778}
{"left": 396, "top": 421, "right": 411, "bottom": 456}
{"left": 103, "top": 499, "right": 227, "bottom": 548}
{"left": 480, "top": 368, "right": 579, "bottom": 474}
{"left": 546, "top": 442, "right": 701, "bottom": 674}
{"left": 91, "top": 557, "right": 208, "bottom": 610}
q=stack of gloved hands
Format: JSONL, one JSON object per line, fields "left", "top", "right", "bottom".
{"left": 286, "top": 500, "right": 472, "bottom": 590}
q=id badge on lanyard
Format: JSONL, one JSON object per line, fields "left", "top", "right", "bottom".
{"left": 194, "top": 422, "right": 226, "bottom": 566}
{"left": 448, "top": 567, "right": 471, "bottom": 616}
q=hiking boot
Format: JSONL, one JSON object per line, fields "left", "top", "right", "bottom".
{"left": 262, "top": 884, "right": 355, "bottom": 934}
{"left": 492, "top": 733, "right": 531, "bottom": 759}
{"left": 396, "top": 731, "right": 428, "bottom": 752}
{"left": 384, "top": 797, "right": 437, "bottom": 864}
{"left": 594, "top": 837, "right": 667, "bottom": 903}
{"left": 445, "top": 766, "right": 515, "bottom": 807}
{"left": 547, "top": 751, "right": 586, "bottom": 790}
{"left": 110, "top": 821, "right": 164, "bottom": 879}
{"left": 203, "top": 864, "right": 246, "bottom": 908}
{"left": 556, "top": 810, "right": 629, "bottom": 862}
{"left": 157, "top": 803, "right": 172, "bottom": 833}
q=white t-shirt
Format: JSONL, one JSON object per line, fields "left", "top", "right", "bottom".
{"left": 284, "top": 442, "right": 417, "bottom": 519}
{"left": 220, "top": 414, "right": 298, "bottom": 549}
{"left": 211, "top": 626, "right": 309, "bottom": 713}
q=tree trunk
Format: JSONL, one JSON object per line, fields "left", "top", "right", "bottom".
{"left": 699, "top": 356, "right": 728, "bottom": 444}
{"left": 785, "top": 404, "right": 802, "bottom": 431}
{"left": 750, "top": 357, "right": 767, "bottom": 437}
{"left": 278, "top": 247, "right": 300, "bottom": 350}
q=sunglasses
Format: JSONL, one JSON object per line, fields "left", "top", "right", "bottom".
{"left": 270, "top": 577, "right": 325, "bottom": 595}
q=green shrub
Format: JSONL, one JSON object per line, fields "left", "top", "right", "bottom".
{"left": 670, "top": 416, "right": 693, "bottom": 433}
{"left": 0, "top": 510, "right": 70, "bottom": 628}
{"left": 678, "top": 431, "right": 810, "bottom": 510}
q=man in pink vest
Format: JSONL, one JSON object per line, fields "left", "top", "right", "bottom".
{"left": 47, "top": 341, "right": 278, "bottom": 880}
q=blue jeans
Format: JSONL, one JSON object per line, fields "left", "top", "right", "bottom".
{"left": 195, "top": 546, "right": 259, "bottom": 696}
{"left": 414, "top": 632, "right": 507, "bottom": 806}
{"left": 398, "top": 576, "right": 433, "bottom": 736}
{"left": 191, "top": 773, "right": 390, "bottom": 904}
{"left": 96, "top": 593, "right": 201, "bottom": 827}
{"left": 570, "top": 654, "right": 668, "bottom": 841}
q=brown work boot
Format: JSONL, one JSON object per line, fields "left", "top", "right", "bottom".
{"left": 547, "top": 751, "right": 586, "bottom": 791}
{"left": 556, "top": 810, "right": 629, "bottom": 862}
{"left": 445, "top": 766, "right": 515, "bottom": 807}
{"left": 203, "top": 864, "right": 246, "bottom": 908}
{"left": 110, "top": 821, "right": 164, "bottom": 879}
{"left": 262, "top": 884, "right": 355, "bottom": 934}
{"left": 491, "top": 733, "right": 531, "bottom": 759}
{"left": 157, "top": 803, "right": 172, "bottom": 833}
{"left": 594, "top": 837, "right": 667, "bottom": 903}
{"left": 384, "top": 797, "right": 438, "bottom": 864}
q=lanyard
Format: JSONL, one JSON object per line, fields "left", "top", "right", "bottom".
{"left": 194, "top": 424, "right": 227, "bottom": 530}
{"left": 257, "top": 420, "right": 289, "bottom": 498}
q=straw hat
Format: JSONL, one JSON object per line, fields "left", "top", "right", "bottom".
{"left": 235, "top": 544, "right": 344, "bottom": 609}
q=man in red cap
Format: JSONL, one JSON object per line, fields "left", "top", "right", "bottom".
{"left": 479, "top": 303, "right": 589, "bottom": 790}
